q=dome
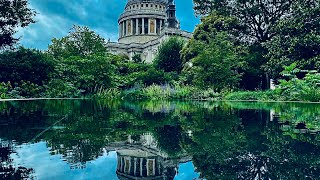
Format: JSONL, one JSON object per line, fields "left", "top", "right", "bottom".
{"left": 126, "top": 0, "right": 168, "bottom": 6}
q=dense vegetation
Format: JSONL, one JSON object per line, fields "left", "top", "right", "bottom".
{"left": 0, "top": 0, "right": 319, "bottom": 102}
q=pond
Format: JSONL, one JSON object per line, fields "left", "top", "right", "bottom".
{"left": 0, "top": 100, "right": 319, "bottom": 179}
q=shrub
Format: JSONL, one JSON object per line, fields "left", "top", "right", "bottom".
{"left": 154, "top": 37, "right": 184, "bottom": 73}
{"left": 44, "top": 79, "right": 81, "bottom": 98}
{"left": 0, "top": 47, "right": 54, "bottom": 85}
{"left": 0, "top": 82, "right": 11, "bottom": 99}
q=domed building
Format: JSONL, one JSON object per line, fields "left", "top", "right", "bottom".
{"left": 106, "top": 0, "right": 193, "bottom": 62}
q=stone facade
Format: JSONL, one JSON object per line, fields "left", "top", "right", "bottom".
{"left": 106, "top": 0, "right": 193, "bottom": 63}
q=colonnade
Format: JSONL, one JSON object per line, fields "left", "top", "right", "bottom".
{"left": 119, "top": 18, "right": 165, "bottom": 38}
{"left": 117, "top": 156, "right": 160, "bottom": 177}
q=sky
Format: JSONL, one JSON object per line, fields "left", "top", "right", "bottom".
{"left": 16, "top": 0, "right": 200, "bottom": 50}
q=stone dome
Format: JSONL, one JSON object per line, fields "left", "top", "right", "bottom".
{"left": 118, "top": 0, "right": 171, "bottom": 44}
{"left": 126, "top": 0, "right": 168, "bottom": 7}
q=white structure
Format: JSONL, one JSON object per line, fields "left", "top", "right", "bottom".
{"left": 106, "top": 0, "right": 193, "bottom": 63}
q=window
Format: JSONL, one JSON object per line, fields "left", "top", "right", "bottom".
{"left": 141, "top": 4, "right": 144, "bottom": 7}
{"left": 146, "top": 4, "right": 148, "bottom": 7}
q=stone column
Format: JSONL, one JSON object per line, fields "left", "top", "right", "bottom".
{"left": 154, "top": 19, "right": 157, "bottom": 34}
{"left": 130, "top": 19, "right": 133, "bottom": 35}
{"left": 148, "top": 18, "right": 151, "bottom": 34}
{"left": 142, "top": 18, "right": 145, "bottom": 34}
{"left": 159, "top": 19, "right": 162, "bottom": 34}
{"left": 140, "top": 158, "right": 143, "bottom": 176}
{"left": 136, "top": 18, "right": 139, "bottom": 35}
{"left": 126, "top": 20, "right": 129, "bottom": 36}
{"left": 122, "top": 22, "right": 125, "bottom": 37}
{"left": 134, "top": 158, "right": 137, "bottom": 176}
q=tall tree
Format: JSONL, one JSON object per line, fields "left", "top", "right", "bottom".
{"left": 154, "top": 37, "right": 184, "bottom": 73}
{"left": 264, "top": 0, "right": 320, "bottom": 78}
{"left": 193, "top": 0, "right": 293, "bottom": 43}
{"left": 48, "top": 25, "right": 107, "bottom": 58}
{"left": 0, "top": 0, "right": 36, "bottom": 50}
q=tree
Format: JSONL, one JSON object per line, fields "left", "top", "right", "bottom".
{"left": 0, "top": 0, "right": 36, "bottom": 50}
{"left": 53, "top": 53, "right": 117, "bottom": 94}
{"left": 183, "top": 32, "right": 247, "bottom": 91}
{"left": 154, "top": 37, "right": 184, "bottom": 73}
{"left": 264, "top": 0, "right": 320, "bottom": 78}
{"left": 48, "top": 25, "right": 107, "bottom": 58}
{"left": 181, "top": 13, "right": 240, "bottom": 63}
{"left": 0, "top": 47, "right": 54, "bottom": 85}
{"left": 193, "top": 0, "right": 293, "bottom": 44}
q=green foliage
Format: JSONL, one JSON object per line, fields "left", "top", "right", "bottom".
{"left": 263, "top": 1, "right": 320, "bottom": 78}
{"left": 54, "top": 53, "right": 116, "bottom": 94}
{"left": 225, "top": 64, "right": 320, "bottom": 102}
{"left": 0, "top": 82, "right": 10, "bottom": 98}
{"left": 122, "top": 84, "right": 220, "bottom": 100}
{"left": 94, "top": 88, "right": 121, "bottom": 99}
{"left": 181, "top": 13, "right": 239, "bottom": 63}
{"left": 0, "top": 0, "right": 36, "bottom": 50}
{"left": 183, "top": 32, "right": 247, "bottom": 91}
{"left": 132, "top": 53, "right": 142, "bottom": 63}
{"left": 44, "top": 79, "right": 81, "bottom": 98}
{"left": 0, "top": 47, "right": 54, "bottom": 85}
{"left": 154, "top": 37, "right": 184, "bottom": 73}
{"left": 277, "top": 63, "right": 320, "bottom": 102}
{"left": 224, "top": 90, "right": 279, "bottom": 101}
{"left": 48, "top": 25, "right": 107, "bottom": 58}
{"left": 9, "top": 81, "right": 44, "bottom": 98}
{"left": 193, "top": 0, "right": 292, "bottom": 43}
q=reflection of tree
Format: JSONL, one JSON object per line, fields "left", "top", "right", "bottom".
{"left": 178, "top": 104, "right": 320, "bottom": 179}
{"left": 1, "top": 99, "right": 319, "bottom": 179}
{"left": 0, "top": 141, "right": 34, "bottom": 179}
{"left": 180, "top": 108, "right": 247, "bottom": 179}
{"left": 153, "top": 125, "right": 183, "bottom": 156}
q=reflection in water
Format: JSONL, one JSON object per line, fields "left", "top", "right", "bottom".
{"left": 0, "top": 100, "right": 319, "bottom": 179}
{"left": 111, "top": 133, "right": 190, "bottom": 180}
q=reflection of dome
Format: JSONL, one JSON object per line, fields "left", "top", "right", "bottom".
{"left": 116, "top": 150, "right": 177, "bottom": 180}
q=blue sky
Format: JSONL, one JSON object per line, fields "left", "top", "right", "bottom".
{"left": 17, "top": 0, "right": 199, "bottom": 50}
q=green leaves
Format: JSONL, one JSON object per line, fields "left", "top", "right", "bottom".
{"left": 0, "top": 0, "right": 36, "bottom": 50}
{"left": 264, "top": 0, "right": 320, "bottom": 78}
{"left": 154, "top": 37, "right": 185, "bottom": 73}
{"left": 0, "top": 47, "right": 55, "bottom": 86}
{"left": 48, "top": 25, "right": 107, "bottom": 59}
{"left": 183, "top": 32, "right": 248, "bottom": 91}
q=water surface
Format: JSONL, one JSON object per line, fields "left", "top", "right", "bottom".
{"left": 0, "top": 100, "right": 319, "bottom": 179}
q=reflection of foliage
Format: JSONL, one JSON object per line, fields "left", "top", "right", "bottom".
{"left": 0, "top": 99, "right": 319, "bottom": 178}
{"left": 153, "top": 125, "right": 183, "bottom": 156}
{"left": 0, "top": 141, "right": 34, "bottom": 179}
{"left": 180, "top": 108, "right": 247, "bottom": 179}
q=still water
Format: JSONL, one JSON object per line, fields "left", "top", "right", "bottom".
{"left": 0, "top": 100, "right": 319, "bottom": 180}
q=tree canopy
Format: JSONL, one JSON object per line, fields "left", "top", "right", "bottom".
{"left": 0, "top": 0, "right": 36, "bottom": 50}
{"left": 48, "top": 25, "right": 107, "bottom": 58}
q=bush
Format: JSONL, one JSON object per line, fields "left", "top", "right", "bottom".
{"left": 0, "top": 82, "right": 11, "bottom": 99}
{"left": 122, "top": 84, "right": 221, "bottom": 100}
{"left": 0, "top": 47, "right": 54, "bottom": 85}
{"left": 224, "top": 91, "right": 280, "bottom": 101}
{"left": 277, "top": 63, "right": 320, "bottom": 102}
{"left": 154, "top": 37, "right": 184, "bottom": 73}
{"left": 44, "top": 79, "right": 81, "bottom": 98}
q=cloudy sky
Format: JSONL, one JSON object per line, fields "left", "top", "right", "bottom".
{"left": 17, "top": 0, "right": 200, "bottom": 50}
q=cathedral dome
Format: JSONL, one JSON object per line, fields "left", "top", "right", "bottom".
{"left": 118, "top": 0, "right": 171, "bottom": 44}
{"left": 126, "top": 0, "right": 168, "bottom": 7}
